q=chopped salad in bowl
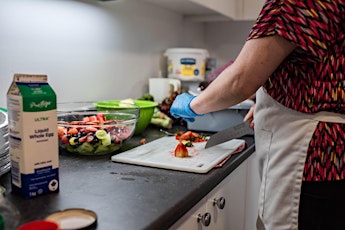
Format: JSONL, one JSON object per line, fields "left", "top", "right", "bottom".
{"left": 57, "top": 109, "right": 138, "bottom": 155}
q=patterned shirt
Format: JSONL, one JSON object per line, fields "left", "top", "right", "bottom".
{"left": 247, "top": 0, "right": 345, "bottom": 181}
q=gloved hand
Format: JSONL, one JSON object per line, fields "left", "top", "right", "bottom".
{"left": 170, "top": 93, "right": 203, "bottom": 122}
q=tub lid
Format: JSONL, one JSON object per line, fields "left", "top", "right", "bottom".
{"left": 45, "top": 208, "right": 97, "bottom": 230}
{"left": 164, "top": 48, "right": 209, "bottom": 56}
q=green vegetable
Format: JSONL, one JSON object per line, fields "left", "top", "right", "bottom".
{"left": 65, "top": 144, "right": 76, "bottom": 153}
{"left": 138, "top": 93, "right": 154, "bottom": 101}
{"left": 150, "top": 108, "right": 172, "bottom": 129}
{"left": 95, "top": 130, "right": 111, "bottom": 146}
{"left": 101, "top": 133, "right": 111, "bottom": 146}
{"left": 94, "top": 145, "right": 110, "bottom": 154}
{"left": 95, "top": 130, "right": 108, "bottom": 139}
{"left": 76, "top": 142, "right": 94, "bottom": 154}
{"left": 151, "top": 118, "right": 172, "bottom": 129}
{"left": 95, "top": 144, "right": 121, "bottom": 154}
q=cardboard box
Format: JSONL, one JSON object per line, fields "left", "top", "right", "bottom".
{"left": 7, "top": 74, "right": 59, "bottom": 198}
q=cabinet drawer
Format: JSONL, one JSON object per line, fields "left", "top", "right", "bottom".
{"left": 170, "top": 160, "right": 248, "bottom": 230}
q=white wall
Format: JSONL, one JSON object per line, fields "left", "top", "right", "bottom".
{"left": 0, "top": 0, "right": 205, "bottom": 107}
{"left": 205, "top": 20, "right": 254, "bottom": 67}
{"left": 0, "top": 0, "right": 254, "bottom": 109}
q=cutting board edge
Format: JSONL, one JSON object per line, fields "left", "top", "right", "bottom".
{"left": 112, "top": 158, "right": 212, "bottom": 173}
{"left": 111, "top": 137, "right": 246, "bottom": 173}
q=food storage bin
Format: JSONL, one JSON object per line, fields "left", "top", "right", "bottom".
{"left": 164, "top": 48, "right": 209, "bottom": 81}
{"left": 187, "top": 100, "right": 254, "bottom": 132}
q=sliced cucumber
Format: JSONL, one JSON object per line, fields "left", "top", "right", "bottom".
{"left": 95, "top": 130, "right": 108, "bottom": 139}
{"left": 101, "top": 133, "right": 111, "bottom": 146}
{"left": 94, "top": 145, "right": 109, "bottom": 154}
{"left": 108, "top": 144, "right": 121, "bottom": 152}
{"left": 65, "top": 144, "right": 76, "bottom": 153}
{"left": 94, "top": 143, "right": 121, "bottom": 154}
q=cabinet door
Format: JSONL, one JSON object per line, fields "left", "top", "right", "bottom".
{"left": 171, "top": 157, "right": 250, "bottom": 230}
{"left": 244, "top": 152, "right": 261, "bottom": 230}
{"left": 206, "top": 160, "right": 248, "bottom": 230}
{"left": 170, "top": 196, "right": 210, "bottom": 230}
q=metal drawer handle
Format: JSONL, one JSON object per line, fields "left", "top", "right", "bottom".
{"left": 197, "top": 212, "right": 211, "bottom": 226}
{"left": 213, "top": 197, "right": 226, "bottom": 209}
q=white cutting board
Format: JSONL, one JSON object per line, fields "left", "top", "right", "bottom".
{"left": 111, "top": 136, "right": 245, "bottom": 173}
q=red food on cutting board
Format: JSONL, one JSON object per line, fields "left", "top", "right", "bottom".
{"left": 174, "top": 142, "right": 189, "bottom": 158}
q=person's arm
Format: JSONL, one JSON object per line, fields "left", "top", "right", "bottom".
{"left": 190, "top": 35, "right": 297, "bottom": 115}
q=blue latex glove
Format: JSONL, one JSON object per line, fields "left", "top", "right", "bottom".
{"left": 170, "top": 93, "right": 203, "bottom": 122}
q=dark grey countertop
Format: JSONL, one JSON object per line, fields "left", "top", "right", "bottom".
{"left": 1, "top": 125, "right": 255, "bottom": 230}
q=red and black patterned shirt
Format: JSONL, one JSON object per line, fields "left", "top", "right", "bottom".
{"left": 247, "top": 0, "right": 345, "bottom": 181}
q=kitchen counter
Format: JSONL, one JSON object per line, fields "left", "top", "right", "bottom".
{"left": 1, "top": 125, "right": 255, "bottom": 230}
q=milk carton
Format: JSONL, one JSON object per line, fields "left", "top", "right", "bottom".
{"left": 7, "top": 74, "right": 59, "bottom": 198}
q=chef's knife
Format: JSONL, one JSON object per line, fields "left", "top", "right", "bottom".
{"left": 205, "top": 120, "right": 253, "bottom": 149}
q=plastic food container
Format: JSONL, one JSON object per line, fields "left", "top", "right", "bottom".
{"left": 187, "top": 100, "right": 255, "bottom": 132}
{"left": 164, "top": 48, "right": 209, "bottom": 81}
{"left": 94, "top": 100, "right": 158, "bottom": 135}
{"left": 45, "top": 208, "right": 97, "bottom": 230}
{"left": 18, "top": 220, "right": 59, "bottom": 230}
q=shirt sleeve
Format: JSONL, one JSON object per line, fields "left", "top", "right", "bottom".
{"left": 247, "top": 0, "right": 345, "bottom": 59}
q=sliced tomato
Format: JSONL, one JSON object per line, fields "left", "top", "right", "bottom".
{"left": 57, "top": 126, "right": 67, "bottom": 138}
{"left": 96, "top": 113, "right": 106, "bottom": 122}
{"left": 67, "top": 127, "right": 78, "bottom": 135}
{"left": 140, "top": 138, "right": 147, "bottom": 145}
{"left": 175, "top": 131, "right": 183, "bottom": 140}
{"left": 60, "top": 135, "right": 69, "bottom": 144}
{"left": 70, "top": 121, "right": 85, "bottom": 125}
{"left": 83, "top": 117, "right": 90, "bottom": 122}
{"left": 85, "top": 126, "right": 98, "bottom": 133}
{"left": 179, "top": 131, "right": 192, "bottom": 140}
{"left": 78, "top": 136, "right": 87, "bottom": 143}
{"left": 176, "top": 130, "right": 206, "bottom": 143}
{"left": 88, "top": 116, "right": 97, "bottom": 122}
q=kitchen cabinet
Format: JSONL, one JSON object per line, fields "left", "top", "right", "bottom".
{"left": 143, "top": 0, "right": 265, "bottom": 22}
{"left": 244, "top": 152, "right": 261, "bottom": 230}
{"left": 170, "top": 156, "right": 248, "bottom": 230}
{"left": 169, "top": 195, "right": 209, "bottom": 230}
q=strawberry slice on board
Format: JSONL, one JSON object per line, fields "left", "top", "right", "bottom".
{"left": 174, "top": 142, "right": 189, "bottom": 158}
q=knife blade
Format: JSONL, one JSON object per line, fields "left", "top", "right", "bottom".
{"left": 205, "top": 120, "right": 253, "bottom": 149}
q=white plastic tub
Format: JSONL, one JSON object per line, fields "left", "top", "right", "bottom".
{"left": 164, "top": 48, "right": 209, "bottom": 81}
{"left": 187, "top": 100, "right": 254, "bottom": 132}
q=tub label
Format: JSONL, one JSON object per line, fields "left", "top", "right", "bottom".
{"left": 180, "top": 58, "right": 196, "bottom": 65}
{"left": 165, "top": 48, "right": 209, "bottom": 81}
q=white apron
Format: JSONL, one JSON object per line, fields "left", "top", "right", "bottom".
{"left": 254, "top": 87, "right": 345, "bottom": 230}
